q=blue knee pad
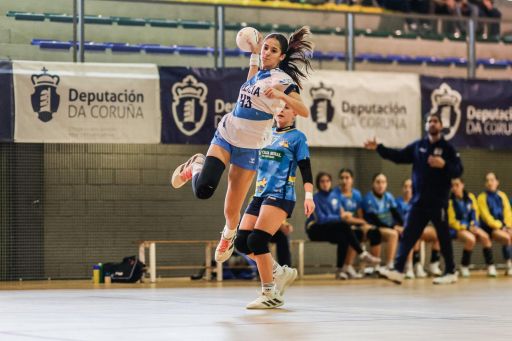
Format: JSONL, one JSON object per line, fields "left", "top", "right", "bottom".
{"left": 247, "top": 229, "right": 272, "bottom": 255}
{"left": 234, "top": 230, "right": 252, "bottom": 255}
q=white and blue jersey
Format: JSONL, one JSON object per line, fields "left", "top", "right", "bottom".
{"left": 363, "top": 191, "right": 398, "bottom": 227}
{"left": 332, "top": 187, "right": 363, "bottom": 214}
{"left": 395, "top": 197, "right": 412, "bottom": 223}
{"left": 254, "top": 127, "right": 309, "bottom": 202}
{"left": 217, "top": 68, "right": 299, "bottom": 149}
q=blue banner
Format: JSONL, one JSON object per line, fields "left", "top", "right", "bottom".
{"left": 421, "top": 76, "right": 512, "bottom": 149}
{"left": 160, "top": 67, "right": 245, "bottom": 144}
{"left": 0, "top": 61, "right": 13, "bottom": 142}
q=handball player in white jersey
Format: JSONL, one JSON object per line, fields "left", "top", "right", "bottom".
{"left": 170, "top": 27, "right": 313, "bottom": 263}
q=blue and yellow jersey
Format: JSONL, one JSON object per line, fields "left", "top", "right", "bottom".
{"left": 395, "top": 196, "right": 412, "bottom": 223}
{"left": 477, "top": 190, "right": 512, "bottom": 229}
{"left": 254, "top": 127, "right": 309, "bottom": 202}
{"left": 448, "top": 192, "right": 479, "bottom": 231}
{"left": 332, "top": 187, "right": 363, "bottom": 215}
{"left": 362, "top": 191, "right": 398, "bottom": 227}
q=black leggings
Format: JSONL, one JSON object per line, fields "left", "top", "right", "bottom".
{"left": 270, "top": 230, "right": 291, "bottom": 267}
{"left": 306, "top": 222, "right": 364, "bottom": 268}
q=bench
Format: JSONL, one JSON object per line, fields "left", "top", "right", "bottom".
{"left": 138, "top": 239, "right": 307, "bottom": 283}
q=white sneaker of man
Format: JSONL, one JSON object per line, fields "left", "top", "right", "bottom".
{"left": 429, "top": 261, "right": 443, "bottom": 276}
{"left": 381, "top": 269, "right": 404, "bottom": 284}
{"left": 487, "top": 265, "right": 497, "bottom": 277}
{"left": 432, "top": 273, "right": 458, "bottom": 285}
{"left": 246, "top": 290, "right": 284, "bottom": 309}
{"left": 414, "top": 263, "right": 428, "bottom": 278}
{"left": 506, "top": 265, "right": 512, "bottom": 277}
{"left": 336, "top": 270, "right": 349, "bottom": 280}
{"left": 274, "top": 266, "right": 297, "bottom": 295}
{"left": 460, "top": 266, "right": 470, "bottom": 278}
{"left": 170, "top": 153, "right": 205, "bottom": 189}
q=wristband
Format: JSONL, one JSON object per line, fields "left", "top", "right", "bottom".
{"left": 305, "top": 192, "right": 313, "bottom": 200}
{"left": 250, "top": 53, "right": 260, "bottom": 67}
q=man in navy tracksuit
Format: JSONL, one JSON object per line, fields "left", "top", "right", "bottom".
{"left": 364, "top": 112, "right": 463, "bottom": 285}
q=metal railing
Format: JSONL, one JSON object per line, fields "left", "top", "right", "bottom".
{"left": 66, "top": 0, "right": 508, "bottom": 78}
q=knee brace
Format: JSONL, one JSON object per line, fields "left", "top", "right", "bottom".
{"left": 192, "top": 156, "right": 225, "bottom": 199}
{"left": 234, "top": 230, "right": 252, "bottom": 255}
{"left": 367, "top": 227, "right": 382, "bottom": 246}
{"left": 247, "top": 229, "right": 272, "bottom": 255}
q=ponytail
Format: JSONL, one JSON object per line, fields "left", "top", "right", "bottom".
{"left": 265, "top": 26, "right": 313, "bottom": 89}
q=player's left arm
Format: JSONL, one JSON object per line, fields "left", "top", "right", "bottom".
{"left": 264, "top": 88, "right": 309, "bottom": 118}
{"left": 296, "top": 135, "right": 314, "bottom": 217}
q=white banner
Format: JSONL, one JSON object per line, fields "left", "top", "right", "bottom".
{"left": 13, "top": 61, "right": 160, "bottom": 143}
{"left": 297, "top": 70, "right": 421, "bottom": 148}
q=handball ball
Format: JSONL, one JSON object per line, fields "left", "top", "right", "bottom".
{"left": 236, "top": 27, "right": 260, "bottom": 52}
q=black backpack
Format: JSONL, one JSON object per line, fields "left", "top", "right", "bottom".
{"left": 103, "top": 256, "right": 146, "bottom": 283}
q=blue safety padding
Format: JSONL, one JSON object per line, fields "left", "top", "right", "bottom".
{"left": 110, "top": 43, "right": 142, "bottom": 52}
{"left": 38, "top": 41, "right": 72, "bottom": 49}
{"left": 176, "top": 46, "right": 213, "bottom": 55}
{"left": 144, "top": 45, "right": 177, "bottom": 54}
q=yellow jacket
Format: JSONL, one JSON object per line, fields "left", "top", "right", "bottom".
{"left": 477, "top": 191, "right": 512, "bottom": 229}
{"left": 448, "top": 192, "right": 479, "bottom": 231}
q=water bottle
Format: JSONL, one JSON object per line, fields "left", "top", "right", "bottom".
{"left": 93, "top": 264, "right": 100, "bottom": 284}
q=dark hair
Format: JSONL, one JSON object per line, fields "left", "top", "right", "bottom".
{"left": 315, "top": 172, "right": 332, "bottom": 190}
{"left": 450, "top": 178, "right": 469, "bottom": 202}
{"left": 338, "top": 168, "right": 354, "bottom": 179}
{"left": 372, "top": 172, "right": 386, "bottom": 183}
{"left": 265, "top": 26, "right": 313, "bottom": 89}
{"left": 486, "top": 172, "right": 498, "bottom": 181}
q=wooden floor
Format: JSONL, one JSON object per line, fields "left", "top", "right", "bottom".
{"left": 1, "top": 273, "right": 511, "bottom": 340}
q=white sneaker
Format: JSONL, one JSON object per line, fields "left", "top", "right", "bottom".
{"left": 415, "top": 263, "right": 427, "bottom": 278}
{"left": 359, "top": 251, "right": 381, "bottom": 266}
{"left": 460, "top": 266, "right": 470, "bottom": 278}
{"left": 382, "top": 269, "right": 404, "bottom": 284}
{"left": 429, "top": 262, "right": 443, "bottom": 277}
{"left": 214, "top": 232, "right": 236, "bottom": 263}
{"left": 433, "top": 273, "right": 458, "bottom": 285}
{"left": 487, "top": 265, "right": 497, "bottom": 277}
{"left": 274, "top": 266, "right": 297, "bottom": 295}
{"left": 345, "top": 265, "right": 363, "bottom": 279}
{"left": 336, "top": 271, "right": 349, "bottom": 280}
{"left": 363, "top": 266, "right": 375, "bottom": 276}
{"left": 246, "top": 290, "right": 284, "bottom": 309}
{"left": 170, "top": 153, "right": 205, "bottom": 189}
{"left": 405, "top": 266, "right": 415, "bottom": 280}
{"left": 506, "top": 266, "right": 512, "bottom": 277}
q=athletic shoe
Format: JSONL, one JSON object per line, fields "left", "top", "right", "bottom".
{"left": 487, "top": 265, "right": 497, "bottom": 277}
{"left": 214, "top": 232, "right": 236, "bottom": 263}
{"left": 363, "top": 266, "right": 376, "bottom": 276}
{"left": 344, "top": 265, "right": 363, "bottom": 279}
{"left": 460, "top": 266, "right": 470, "bottom": 278}
{"left": 381, "top": 269, "right": 404, "bottom": 284}
{"left": 246, "top": 290, "right": 284, "bottom": 309}
{"left": 432, "top": 273, "right": 458, "bottom": 285}
{"left": 506, "top": 266, "right": 512, "bottom": 277}
{"left": 415, "top": 263, "right": 428, "bottom": 278}
{"left": 405, "top": 265, "right": 415, "bottom": 279}
{"left": 358, "top": 251, "right": 381, "bottom": 266}
{"left": 429, "top": 262, "right": 443, "bottom": 277}
{"left": 336, "top": 271, "right": 349, "bottom": 280}
{"left": 274, "top": 266, "right": 297, "bottom": 295}
{"left": 170, "top": 153, "right": 205, "bottom": 189}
